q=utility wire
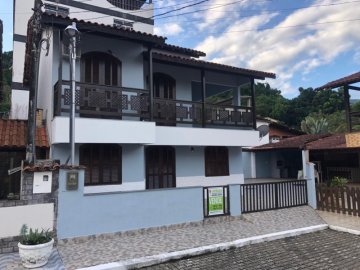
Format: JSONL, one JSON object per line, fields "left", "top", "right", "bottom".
{"left": 154, "top": 0, "right": 360, "bottom": 20}
{"left": 151, "top": 0, "right": 209, "bottom": 18}
{"left": 201, "top": 17, "right": 360, "bottom": 35}
{"left": 153, "top": 0, "right": 360, "bottom": 23}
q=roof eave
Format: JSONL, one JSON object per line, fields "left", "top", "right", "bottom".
{"left": 41, "top": 14, "right": 166, "bottom": 45}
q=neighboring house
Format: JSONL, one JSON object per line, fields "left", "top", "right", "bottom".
{"left": 250, "top": 134, "right": 329, "bottom": 180}
{"left": 256, "top": 117, "right": 304, "bottom": 144}
{"left": 9, "top": 0, "right": 277, "bottom": 238}
{"left": 249, "top": 133, "right": 360, "bottom": 184}
{"left": 317, "top": 71, "right": 360, "bottom": 132}
{"left": 243, "top": 117, "right": 303, "bottom": 178}
{"left": 0, "top": 119, "right": 49, "bottom": 200}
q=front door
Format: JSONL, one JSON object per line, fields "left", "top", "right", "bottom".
{"left": 146, "top": 146, "right": 176, "bottom": 189}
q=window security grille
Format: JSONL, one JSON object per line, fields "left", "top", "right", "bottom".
{"left": 113, "top": 19, "right": 134, "bottom": 30}
{"left": 44, "top": 4, "right": 69, "bottom": 17}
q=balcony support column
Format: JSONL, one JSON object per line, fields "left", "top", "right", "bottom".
{"left": 344, "top": 85, "right": 352, "bottom": 132}
{"left": 201, "top": 69, "right": 206, "bottom": 128}
{"left": 148, "top": 47, "right": 154, "bottom": 121}
{"left": 250, "top": 78, "right": 256, "bottom": 130}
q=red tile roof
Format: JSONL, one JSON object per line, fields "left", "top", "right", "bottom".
{"left": 317, "top": 71, "right": 360, "bottom": 90}
{"left": 305, "top": 133, "right": 347, "bottom": 150}
{"left": 252, "top": 134, "right": 331, "bottom": 151}
{"left": 0, "top": 119, "right": 49, "bottom": 149}
{"left": 154, "top": 43, "right": 206, "bottom": 58}
{"left": 151, "top": 52, "right": 276, "bottom": 80}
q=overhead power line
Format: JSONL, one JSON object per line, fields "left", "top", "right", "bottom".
{"left": 151, "top": 0, "right": 209, "bottom": 18}
{"left": 154, "top": 0, "right": 360, "bottom": 20}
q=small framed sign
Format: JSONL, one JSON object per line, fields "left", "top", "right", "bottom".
{"left": 66, "top": 171, "right": 79, "bottom": 191}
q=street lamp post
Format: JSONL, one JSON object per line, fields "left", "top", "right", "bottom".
{"left": 64, "top": 22, "right": 79, "bottom": 166}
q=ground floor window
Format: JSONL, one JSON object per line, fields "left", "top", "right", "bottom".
{"left": 146, "top": 146, "right": 176, "bottom": 189}
{"left": 0, "top": 151, "right": 25, "bottom": 200}
{"left": 80, "top": 144, "right": 122, "bottom": 186}
{"left": 205, "top": 146, "right": 229, "bottom": 177}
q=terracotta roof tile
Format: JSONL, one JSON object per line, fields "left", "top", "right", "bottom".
{"left": 0, "top": 119, "right": 49, "bottom": 149}
{"left": 252, "top": 134, "right": 331, "bottom": 151}
{"left": 151, "top": 52, "right": 276, "bottom": 80}
{"left": 305, "top": 133, "right": 356, "bottom": 150}
{"left": 317, "top": 71, "right": 360, "bottom": 90}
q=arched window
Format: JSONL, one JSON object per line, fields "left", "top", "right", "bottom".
{"left": 80, "top": 144, "right": 122, "bottom": 186}
{"left": 205, "top": 147, "right": 229, "bottom": 177}
{"left": 81, "top": 52, "right": 122, "bottom": 86}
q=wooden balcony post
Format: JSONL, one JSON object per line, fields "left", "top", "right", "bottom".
{"left": 344, "top": 85, "right": 352, "bottom": 132}
{"left": 250, "top": 78, "right": 257, "bottom": 130}
{"left": 148, "top": 47, "right": 154, "bottom": 121}
{"left": 201, "top": 69, "right": 206, "bottom": 127}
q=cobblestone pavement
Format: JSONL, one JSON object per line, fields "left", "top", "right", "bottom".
{"left": 143, "top": 230, "right": 360, "bottom": 270}
{"left": 317, "top": 210, "right": 360, "bottom": 231}
{"left": 57, "top": 206, "right": 324, "bottom": 269}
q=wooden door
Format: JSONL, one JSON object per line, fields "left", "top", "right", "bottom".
{"left": 153, "top": 73, "right": 176, "bottom": 125}
{"left": 146, "top": 146, "right": 176, "bottom": 189}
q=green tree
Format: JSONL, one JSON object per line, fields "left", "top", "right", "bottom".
{"left": 326, "top": 111, "right": 347, "bottom": 134}
{"left": 2, "top": 51, "right": 12, "bottom": 86}
{"left": 301, "top": 115, "right": 329, "bottom": 134}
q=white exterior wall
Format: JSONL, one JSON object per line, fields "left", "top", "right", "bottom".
{"left": 51, "top": 0, "right": 154, "bottom": 34}
{"left": 0, "top": 204, "right": 54, "bottom": 238}
{"left": 10, "top": 90, "right": 29, "bottom": 120}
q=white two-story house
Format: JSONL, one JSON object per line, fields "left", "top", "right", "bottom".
{"left": 13, "top": 0, "right": 276, "bottom": 239}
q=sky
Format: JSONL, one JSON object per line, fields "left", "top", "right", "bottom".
{"left": 1, "top": 0, "right": 360, "bottom": 98}
{"left": 153, "top": 0, "right": 360, "bottom": 98}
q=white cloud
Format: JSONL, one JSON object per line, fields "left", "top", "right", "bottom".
{"left": 154, "top": 23, "right": 184, "bottom": 36}
{"left": 191, "top": 0, "right": 360, "bottom": 96}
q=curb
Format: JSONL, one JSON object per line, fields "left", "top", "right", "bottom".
{"left": 77, "top": 224, "right": 328, "bottom": 270}
{"left": 329, "top": 225, "right": 360, "bottom": 235}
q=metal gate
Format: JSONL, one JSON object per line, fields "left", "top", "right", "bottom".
{"left": 241, "top": 180, "right": 308, "bottom": 213}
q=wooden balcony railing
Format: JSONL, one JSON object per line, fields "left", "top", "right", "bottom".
{"left": 54, "top": 81, "right": 253, "bottom": 128}
{"left": 54, "top": 81, "right": 150, "bottom": 119}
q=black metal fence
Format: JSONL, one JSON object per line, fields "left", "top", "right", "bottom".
{"left": 241, "top": 180, "right": 308, "bottom": 213}
{"left": 203, "top": 186, "right": 230, "bottom": 217}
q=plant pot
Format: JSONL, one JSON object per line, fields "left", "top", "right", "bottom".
{"left": 18, "top": 239, "right": 54, "bottom": 269}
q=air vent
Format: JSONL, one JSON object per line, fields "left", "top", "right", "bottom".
{"left": 44, "top": 3, "right": 69, "bottom": 17}
{"left": 113, "top": 19, "right": 134, "bottom": 30}
{"left": 107, "top": 0, "right": 146, "bottom": 10}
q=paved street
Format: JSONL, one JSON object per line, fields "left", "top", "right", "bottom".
{"left": 142, "top": 230, "right": 360, "bottom": 270}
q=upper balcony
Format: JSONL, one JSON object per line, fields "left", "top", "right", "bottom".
{"left": 53, "top": 80, "right": 254, "bottom": 129}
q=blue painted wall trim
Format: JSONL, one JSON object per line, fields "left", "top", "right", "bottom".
{"left": 57, "top": 169, "right": 204, "bottom": 239}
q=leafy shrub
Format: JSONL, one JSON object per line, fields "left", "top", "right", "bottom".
{"left": 19, "top": 224, "right": 53, "bottom": 245}
{"left": 330, "top": 176, "right": 349, "bottom": 188}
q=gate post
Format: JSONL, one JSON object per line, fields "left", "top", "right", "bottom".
{"left": 229, "top": 184, "right": 241, "bottom": 216}
{"left": 306, "top": 162, "right": 317, "bottom": 209}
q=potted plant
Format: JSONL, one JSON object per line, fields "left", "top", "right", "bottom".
{"left": 18, "top": 224, "right": 54, "bottom": 269}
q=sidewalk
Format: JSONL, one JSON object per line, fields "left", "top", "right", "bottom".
{"left": 317, "top": 210, "right": 360, "bottom": 232}
{"left": 2, "top": 206, "right": 325, "bottom": 270}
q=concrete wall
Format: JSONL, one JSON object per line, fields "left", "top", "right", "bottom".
{"left": 0, "top": 204, "right": 54, "bottom": 238}
{"left": 57, "top": 169, "right": 203, "bottom": 239}
{"left": 43, "top": 0, "right": 154, "bottom": 34}
{"left": 255, "top": 151, "right": 273, "bottom": 178}
{"left": 176, "top": 146, "right": 244, "bottom": 187}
